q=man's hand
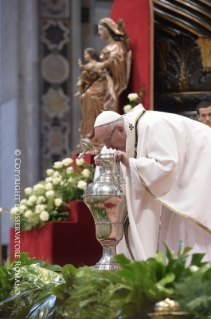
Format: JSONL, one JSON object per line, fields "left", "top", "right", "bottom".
{"left": 114, "top": 151, "right": 129, "bottom": 167}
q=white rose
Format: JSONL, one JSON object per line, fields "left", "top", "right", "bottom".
{"left": 24, "top": 187, "right": 32, "bottom": 196}
{"left": 53, "top": 171, "right": 60, "bottom": 178}
{"left": 40, "top": 211, "right": 50, "bottom": 221}
{"left": 53, "top": 177, "right": 62, "bottom": 185}
{"left": 46, "top": 169, "right": 54, "bottom": 176}
{"left": 66, "top": 167, "right": 73, "bottom": 174}
{"left": 20, "top": 199, "right": 27, "bottom": 205}
{"left": 128, "top": 93, "right": 138, "bottom": 101}
{"left": 62, "top": 158, "right": 73, "bottom": 166}
{"left": 45, "top": 183, "right": 53, "bottom": 190}
{"left": 33, "top": 184, "right": 44, "bottom": 191}
{"left": 46, "top": 190, "right": 55, "bottom": 198}
{"left": 27, "top": 195, "right": 37, "bottom": 206}
{"left": 189, "top": 265, "right": 199, "bottom": 273}
{"left": 46, "top": 177, "right": 53, "bottom": 182}
{"left": 19, "top": 205, "right": 27, "bottom": 213}
{"left": 123, "top": 104, "right": 132, "bottom": 114}
{"left": 76, "top": 158, "right": 85, "bottom": 166}
{"left": 35, "top": 204, "right": 46, "bottom": 214}
{"left": 81, "top": 169, "right": 90, "bottom": 178}
{"left": 53, "top": 161, "right": 63, "bottom": 169}
{"left": 77, "top": 180, "right": 87, "bottom": 190}
{"left": 37, "top": 196, "right": 46, "bottom": 204}
{"left": 25, "top": 210, "right": 33, "bottom": 218}
{"left": 10, "top": 207, "right": 20, "bottom": 216}
{"left": 33, "top": 184, "right": 45, "bottom": 195}
{"left": 54, "top": 198, "right": 62, "bottom": 207}
{"left": 68, "top": 177, "right": 73, "bottom": 183}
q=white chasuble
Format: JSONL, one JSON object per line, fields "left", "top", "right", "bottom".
{"left": 116, "top": 104, "right": 211, "bottom": 262}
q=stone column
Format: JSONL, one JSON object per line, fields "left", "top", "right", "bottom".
{"left": 0, "top": 0, "right": 39, "bottom": 255}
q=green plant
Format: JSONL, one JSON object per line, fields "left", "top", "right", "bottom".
{"left": 10, "top": 157, "right": 95, "bottom": 230}
{"left": 0, "top": 253, "right": 63, "bottom": 318}
{"left": 1, "top": 246, "right": 211, "bottom": 319}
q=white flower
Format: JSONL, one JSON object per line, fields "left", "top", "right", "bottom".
{"left": 37, "top": 196, "right": 46, "bottom": 204}
{"left": 27, "top": 195, "right": 37, "bottom": 206}
{"left": 189, "top": 265, "right": 199, "bottom": 273}
{"left": 54, "top": 198, "right": 62, "bottom": 207}
{"left": 68, "top": 177, "right": 73, "bottom": 183}
{"left": 76, "top": 158, "right": 85, "bottom": 166}
{"left": 53, "top": 171, "right": 60, "bottom": 178}
{"left": 81, "top": 169, "right": 90, "bottom": 178}
{"left": 24, "top": 187, "right": 32, "bottom": 196}
{"left": 33, "top": 184, "right": 44, "bottom": 191}
{"left": 123, "top": 104, "right": 132, "bottom": 114}
{"left": 77, "top": 180, "right": 87, "bottom": 190}
{"left": 46, "top": 177, "right": 53, "bottom": 182}
{"left": 66, "top": 167, "right": 73, "bottom": 174}
{"left": 19, "top": 205, "right": 27, "bottom": 213}
{"left": 40, "top": 211, "right": 50, "bottom": 221}
{"left": 53, "top": 177, "right": 62, "bottom": 185}
{"left": 25, "top": 210, "right": 33, "bottom": 218}
{"left": 53, "top": 161, "right": 63, "bottom": 169}
{"left": 46, "top": 190, "right": 55, "bottom": 198}
{"left": 46, "top": 169, "right": 54, "bottom": 176}
{"left": 62, "top": 158, "right": 73, "bottom": 166}
{"left": 128, "top": 93, "right": 138, "bottom": 101}
{"left": 20, "top": 199, "right": 27, "bottom": 205}
{"left": 10, "top": 207, "right": 20, "bottom": 216}
{"left": 33, "top": 183, "right": 45, "bottom": 195}
{"left": 45, "top": 183, "right": 53, "bottom": 190}
{"left": 35, "top": 204, "right": 46, "bottom": 214}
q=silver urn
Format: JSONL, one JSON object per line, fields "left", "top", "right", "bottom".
{"left": 79, "top": 139, "right": 127, "bottom": 271}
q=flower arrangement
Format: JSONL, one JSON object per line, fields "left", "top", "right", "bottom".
{"left": 10, "top": 157, "right": 95, "bottom": 231}
{"left": 123, "top": 83, "right": 146, "bottom": 114}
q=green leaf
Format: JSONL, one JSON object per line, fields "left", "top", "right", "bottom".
{"left": 26, "top": 293, "right": 56, "bottom": 319}
{"left": 190, "top": 253, "right": 207, "bottom": 266}
{"left": 111, "top": 287, "right": 131, "bottom": 301}
{"left": 114, "top": 254, "right": 132, "bottom": 268}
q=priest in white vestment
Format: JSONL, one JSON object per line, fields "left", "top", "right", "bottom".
{"left": 94, "top": 104, "right": 211, "bottom": 262}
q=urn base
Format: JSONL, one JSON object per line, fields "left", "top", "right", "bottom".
{"left": 93, "top": 246, "right": 120, "bottom": 271}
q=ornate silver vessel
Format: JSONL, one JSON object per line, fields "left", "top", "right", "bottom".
{"left": 79, "top": 139, "right": 127, "bottom": 271}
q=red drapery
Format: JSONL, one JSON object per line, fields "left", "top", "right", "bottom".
{"left": 110, "top": 0, "right": 154, "bottom": 111}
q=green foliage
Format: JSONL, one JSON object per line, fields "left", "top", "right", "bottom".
{"left": 173, "top": 265, "right": 211, "bottom": 318}
{"left": 1, "top": 247, "right": 211, "bottom": 319}
{"left": 0, "top": 253, "right": 63, "bottom": 318}
{"left": 54, "top": 266, "right": 120, "bottom": 319}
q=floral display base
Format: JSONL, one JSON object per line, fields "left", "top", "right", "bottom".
{"left": 10, "top": 200, "right": 102, "bottom": 267}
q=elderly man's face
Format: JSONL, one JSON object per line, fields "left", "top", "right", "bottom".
{"left": 95, "top": 124, "right": 126, "bottom": 151}
{"left": 197, "top": 106, "right": 211, "bottom": 127}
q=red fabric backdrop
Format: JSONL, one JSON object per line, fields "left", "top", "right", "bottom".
{"left": 110, "top": 0, "right": 153, "bottom": 111}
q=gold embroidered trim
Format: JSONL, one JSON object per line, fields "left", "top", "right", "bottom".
{"left": 134, "top": 110, "right": 146, "bottom": 158}
{"left": 138, "top": 174, "right": 211, "bottom": 234}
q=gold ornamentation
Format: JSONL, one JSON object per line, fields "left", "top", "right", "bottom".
{"left": 148, "top": 298, "right": 188, "bottom": 318}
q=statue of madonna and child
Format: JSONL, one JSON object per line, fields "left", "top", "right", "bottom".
{"left": 75, "top": 18, "right": 132, "bottom": 147}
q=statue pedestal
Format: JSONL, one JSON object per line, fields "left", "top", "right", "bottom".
{"left": 10, "top": 201, "right": 102, "bottom": 267}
